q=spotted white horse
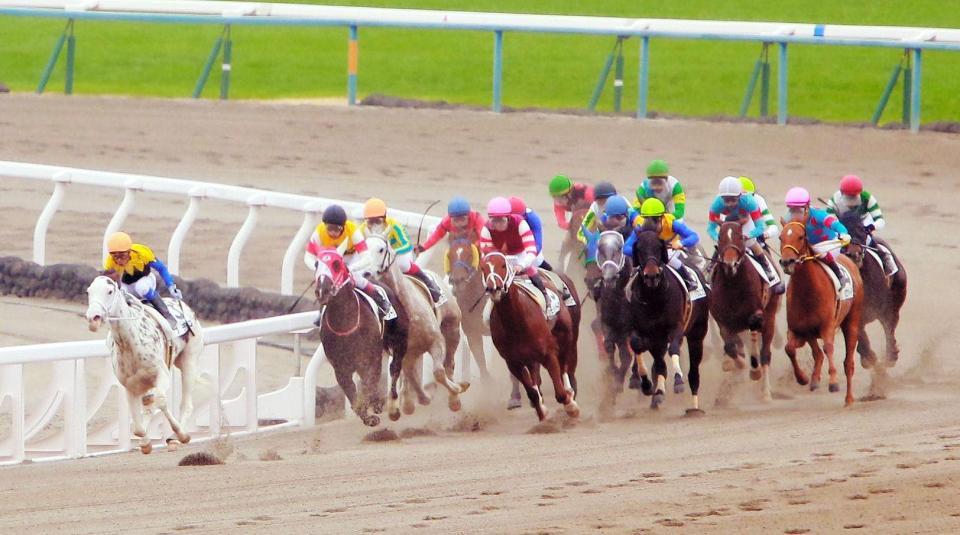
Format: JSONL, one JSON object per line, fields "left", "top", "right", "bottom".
{"left": 85, "top": 275, "right": 203, "bottom": 454}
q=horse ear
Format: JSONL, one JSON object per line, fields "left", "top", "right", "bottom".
{"left": 779, "top": 216, "right": 787, "bottom": 226}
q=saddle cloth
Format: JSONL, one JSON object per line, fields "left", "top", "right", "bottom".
{"left": 514, "top": 278, "right": 562, "bottom": 319}
{"left": 665, "top": 265, "right": 707, "bottom": 302}
{"left": 355, "top": 288, "right": 386, "bottom": 335}
{"left": 404, "top": 269, "right": 449, "bottom": 308}
{"left": 746, "top": 253, "right": 781, "bottom": 287}
{"left": 817, "top": 261, "right": 854, "bottom": 300}
{"left": 137, "top": 296, "right": 191, "bottom": 368}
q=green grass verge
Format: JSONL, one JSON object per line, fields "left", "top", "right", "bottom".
{"left": 1, "top": 1, "right": 959, "bottom": 123}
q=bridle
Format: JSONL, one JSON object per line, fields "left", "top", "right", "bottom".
{"left": 781, "top": 221, "right": 818, "bottom": 263}
{"left": 88, "top": 276, "right": 136, "bottom": 321}
{"left": 367, "top": 234, "right": 397, "bottom": 275}
{"left": 482, "top": 252, "right": 514, "bottom": 297}
{"left": 597, "top": 231, "right": 625, "bottom": 282}
{"left": 448, "top": 239, "right": 480, "bottom": 287}
{"left": 717, "top": 222, "right": 746, "bottom": 270}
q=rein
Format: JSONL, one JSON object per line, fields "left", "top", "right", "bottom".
{"left": 323, "top": 289, "right": 362, "bottom": 336}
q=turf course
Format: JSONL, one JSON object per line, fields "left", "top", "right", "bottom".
{"left": 1, "top": 0, "right": 958, "bottom": 124}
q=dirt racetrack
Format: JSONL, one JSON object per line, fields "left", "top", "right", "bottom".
{"left": 1, "top": 94, "right": 959, "bottom": 534}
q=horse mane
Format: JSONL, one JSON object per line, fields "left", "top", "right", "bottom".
{"left": 839, "top": 211, "right": 867, "bottom": 244}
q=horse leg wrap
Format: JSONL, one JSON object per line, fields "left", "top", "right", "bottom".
{"left": 670, "top": 354, "right": 683, "bottom": 379}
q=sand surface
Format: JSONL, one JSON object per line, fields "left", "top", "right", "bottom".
{"left": 0, "top": 93, "right": 958, "bottom": 534}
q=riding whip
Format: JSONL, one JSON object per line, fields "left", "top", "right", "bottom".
{"left": 286, "top": 279, "right": 317, "bottom": 314}
{"left": 415, "top": 199, "right": 442, "bottom": 252}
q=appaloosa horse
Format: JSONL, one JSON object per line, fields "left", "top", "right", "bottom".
{"left": 314, "top": 247, "right": 407, "bottom": 427}
{"left": 838, "top": 212, "right": 907, "bottom": 369}
{"left": 366, "top": 234, "right": 469, "bottom": 419}
{"left": 481, "top": 252, "right": 581, "bottom": 421}
{"left": 447, "top": 239, "right": 529, "bottom": 409}
{"left": 709, "top": 220, "right": 781, "bottom": 402}
{"left": 630, "top": 230, "right": 710, "bottom": 414}
{"left": 592, "top": 231, "right": 653, "bottom": 408}
{"left": 779, "top": 221, "right": 864, "bottom": 406}
{"left": 86, "top": 275, "right": 203, "bottom": 454}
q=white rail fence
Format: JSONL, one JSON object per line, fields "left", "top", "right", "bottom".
{"left": 0, "top": 161, "right": 466, "bottom": 465}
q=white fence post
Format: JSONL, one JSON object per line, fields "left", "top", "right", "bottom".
{"left": 281, "top": 201, "right": 323, "bottom": 295}
{"left": 32, "top": 172, "right": 70, "bottom": 266}
{"left": 167, "top": 186, "right": 205, "bottom": 276}
{"left": 227, "top": 195, "right": 265, "bottom": 288}
{"left": 0, "top": 364, "right": 25, "bottom": 463}
{"left": 102, "top": 179, "right": 143, "bottom": 260}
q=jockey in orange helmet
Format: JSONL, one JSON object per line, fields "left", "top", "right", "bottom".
{"left": 103, "top": 231, "right": 180, "bottom": 329}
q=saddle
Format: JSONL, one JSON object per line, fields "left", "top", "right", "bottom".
{"left": 354, "top": 288, "right": 387, "bottom": 336}
{"left": 136, "top": 296, "right": 190, "bottom": 368}
{"left": 665, "top": 265, "right": 707, "bottom": 302}
{"left": 746, "top": 252, "right": 781, "bottom": 287}
{"left": 816, "top": 261, "right": 854, "bottom": 301}
{"left": 404, "top": 270, "right": 448, "bottom": 308}
{"left": 867, "top": 244, "right": 899, "bottom": 277}
{"left": 514, "top": 278, "right": 562, "bottom": 320}
{"left": 537, "top": 268, "right": 578, "bottom": 306}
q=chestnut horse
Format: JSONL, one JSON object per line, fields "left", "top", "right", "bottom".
{"left": 481, "top": 252, "right": 581, "bottom": 421}
{"left": 838, "top": 212, "right": 907, "bottom": 368}
{"left": 709, "top": 220, "right": 781, "bottom": 401}
{"left": 779, "top": 221, "right": 864, "bottom": 406}
{"left": 630, "top": 230, "right": 710, "bottom": 414}
{"left": 558, "top": 207, "right": 589, "bottom": 278}
{"left": 446, "top": 239, "right": 526, "bottom": 409}
{"left": 313, "top": 248, "right": 408, "bottom": 427}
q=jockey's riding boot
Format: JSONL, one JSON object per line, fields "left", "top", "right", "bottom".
{"left": 539, "top": 259, "right": 554, "bottom": 272}
{"left": 529, "top": 273, "right": 551, "bottom": 304}
{"left": 827, "top": 259, "right": 850, "bottom": 289}
{"left": 361, "top": 283, "right": 393, "bottom": 318}
{"left": 754, "top": 253, "right": 786, "bottom": 295}
{"left": 679, "top": 264, "right": 699, "bottom": 292}
{"left": 147, "top": 294, "right": 178, "bottom": 330}
{"left": 881, "top": 249, "right": 897, "bottom": 275}
{"left": 412, "top": 270, "right": 443, "bottom": 304}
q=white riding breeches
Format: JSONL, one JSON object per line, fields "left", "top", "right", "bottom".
{"left": 121, "top": 272, "right": 157, "bottom": 299}
{"left": 812, "top": 240, "right": 841, "bottom": 262}
{"left": 395, "top": 251, "right": 415, "bottom": 273}
{"left": 667, "top": 249, "right": 684, "bottom": 270}
{"left": 345, "top": 253, "right": 372, "bottom": 290}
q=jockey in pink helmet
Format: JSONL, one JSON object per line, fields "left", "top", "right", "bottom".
{"left": 479, "top": 196, "right": 550, "bottom": 303}
{"left": 783, "top": 186, "right": 852, "bottom": 288}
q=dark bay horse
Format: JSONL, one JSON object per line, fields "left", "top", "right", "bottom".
{"left": 630, "top": 230, "right": 710, "bottom": 414}
{"left": 709, "top": 220, "right": 781, "bottom": 401}
{"left": 446, "top": 239, "right": 526, "bottom": 409}
{"left": 593, "top": 231, "right": 653, "bottom": 408}
{"left": 779, "top": 221, "right": 864, "bottom": 406}
{"left": 314, "top": 247, "right": 407, "bottom": 427}
{"left": 838, "top": 212, "right": 907, "bottom": 368}
{"left": 481, "top": 252, "right": 581, "bottom": 421}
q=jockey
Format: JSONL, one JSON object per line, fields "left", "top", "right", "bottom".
{"left": 416, "top": 196, "right": 486, "bottom": 254}
{"left": 625, "top": 198, "right": 701, "bottom": 291}
{"left": 633, "top": 159, "right": 687, "bottom": 221}
{"left": 509, "top": 196, "right": 553, "bottom": 271}
{"left": 479, "top": 197, "right": 550, "bottom": 303}
{"left": 826, "top": 174, "right": 897, "bottom": 274}
{"left": 739, "top": 176, "right": 780, "bottom": 241}
{"left": 304, "top": 204, "right": 394, "bottom": 323}
{"left": 708, "top": 176, "right": 785, "bottom": 294}
{"left": 103, "top": 231, "right": 180, "bottom": 329}
{"left": 360, "top": 198, "right": 443, "bottom": 304}
{"left": 785, "top": 187, "right": 853, "bottom": 288}
{"left": 578, "top": 181, "right": 631, "bottom": 245}
{"left": 581, "top": 195, "right": 636, "bottom": 265}
{"left": 548, "top": 174, "right": 594, "bottom": 230}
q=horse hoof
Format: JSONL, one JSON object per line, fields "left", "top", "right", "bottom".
{"left": 166, "top": 440, "right": 180, "bottom": 452}
{"left": 829, "top": 383, "right": 840, "bottom": 393}
{"left": 389, "top": 409, "right": 401, "bottom": 421}
{"left": 417, "top": 395, "right": 432, "bottom": 406}
{"left": 749, "top": 368, "right": 762, "bottom": 381}
{"left": 809, "top": 381, "right": 819, "bottom": 391}
{"left": 564, "top": 401, "right": 581, "bottom": 418}
{"left": 537, "top": 406, "right": 550, "bottom": 422}
{"left": 448, "top": 397, "right": 462, "bottom": 412}
{"left": 673, "top": 373, "right": 685, "bottom": 394}
{"left": 721, "top": 359, "right": 737, "bottom": 372}
{"left": 861, "top": 354, "right": 877, "bottom": 369}
{"left": 458, "top": 382, "right": 471, "bottom": 393}
{"left": 640, "top": 377, "right": 654, "bottom": 396}
{"left": 845, "top": 398, "right": 855, "bottom": 407}
{"left": 651, "top": 392, "right": 665, "bottom": 409}
{"left": 177, "top": 434, "right": 191, "bottom": 445}
{"left": 735, "top": 357, "right": 747, "bottom": 370}
{"left": 507, "top": 397, "right": 522, "bottom": 410}
{"left": 795, "top": 374, "right": 809, "bottom": 386}
{"left": 402, "top": 400, "right": 416, "bottom": 415}
{"left": 364, "top": 415, "right": 381, "bottom": 427}
{"left": 884, "top": 354, "right": 899, "bottom": 368}
{"left": 685, "top": 408, "right": 706, "bottom": 417}
{"left": 628, "top": 375, "right": 642, "bottom": 390}
{"left": 140, "top": 443, "right": 152, "bottom": 455}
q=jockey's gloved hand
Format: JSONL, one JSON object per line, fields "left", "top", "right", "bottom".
{"left": 415, "top": 244, "right": 425, "bottom": 254}
{"left": 839, "top": 234, "right": 852, "bottom": 246}
{"left": 757, "top": 235, "right": 766, "bottom": 246}
{"left": 865, "top": 224, "right": 876, "bottom": 233}
{"left": 169, "top": 285, "right": 183, "bottom": 300}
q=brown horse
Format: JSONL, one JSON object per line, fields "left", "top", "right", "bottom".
{"left": 709, "top": 220, "right": 781, "bottom": 401}
{"left": 446, "top": 239, "right": 527, "bottom": 409}
{"left": 481, "top": 252, "right": 581, "bottom": 421}
{"left": 779, "top": 221, "right": 864, "bottom": 406}
{"left": 313, "top": 247, "right": 407, "bottom": 427}
{"left": 838, "top": 212, "right": 907, "bottom": 368}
